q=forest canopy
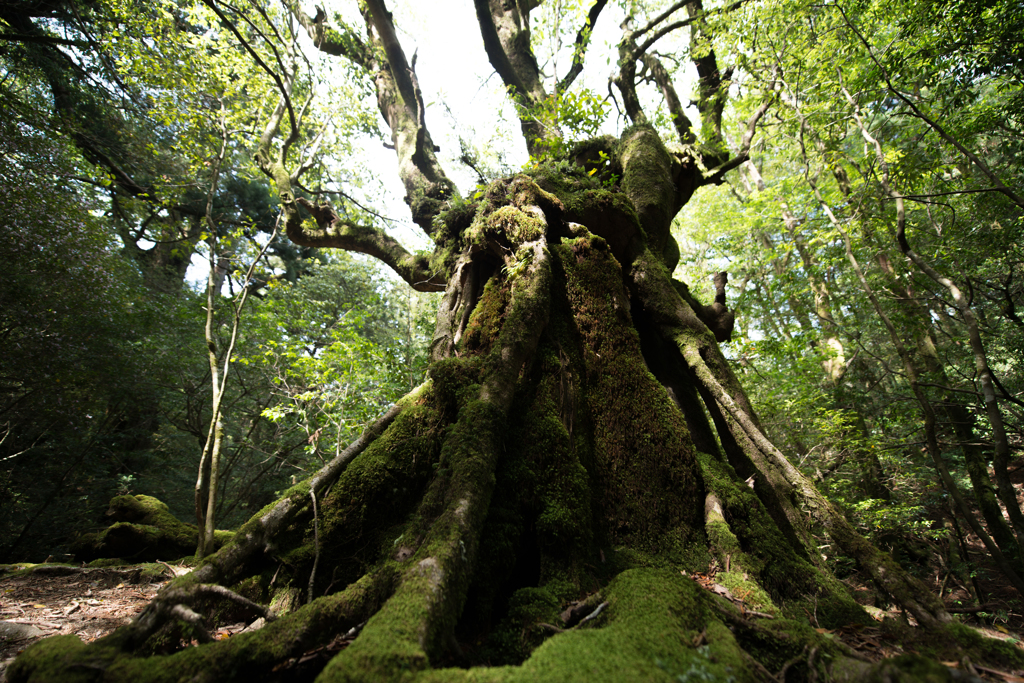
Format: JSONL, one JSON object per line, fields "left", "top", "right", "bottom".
{"left": 1, "top": 0, "right": 1023, "bottom": 680}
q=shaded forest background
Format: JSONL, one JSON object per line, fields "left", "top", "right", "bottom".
{"left": 1, "top": 0, "right": 1022, "bottom": 624}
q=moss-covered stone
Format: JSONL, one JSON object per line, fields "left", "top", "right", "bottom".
{"left": 71, "top": 495, "right": 232, "bottom": 563}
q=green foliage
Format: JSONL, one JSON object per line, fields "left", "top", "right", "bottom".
{"left": 528, "top": 88, "right": 610, "bottom": 162}
{"left": 0, "top": 121, "right": 158, "bottom": 559}
{"left": 675, "top": 0, "right": 1024, "bottom": 582}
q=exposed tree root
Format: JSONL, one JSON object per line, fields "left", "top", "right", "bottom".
{"left": 627, "top": 246, "right": 951, "bottom": 628}
{"left": 130, "top": 584, "right": 274, "bottom": 646}
{"left": 178, "top": 401, "right": 403, "bottom": 589}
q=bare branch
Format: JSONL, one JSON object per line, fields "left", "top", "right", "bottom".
{"left": 291, "top": 198, "right": 445, "bottom": 292}
{"left": 635, "top": 0, "right": 749, "bottom": 58}
{"left": 555, "top": 0, "right": 608, "bottom": 94}
{"left": 635, "top": 1, "right": 689, "bottom": 39}
{"left": 640, "top": 53, "right": 695, "bottom": 144}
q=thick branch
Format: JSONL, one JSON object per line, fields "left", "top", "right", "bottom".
{"left": 613, "top": 27, "right": 648, "bottom": 125}
{"left": 285, "top": 0, "right": 457, "bottom": 234}
{"left": 473, "top": 0, "right": 556, "bottom": 156}
{"left": 702, "top": 84, "right": 774, "bottom": 185}
{"left": 359, "top": 0, "right": 456, "bottom": 230}
{"left": 291, "top": 197, "right": 445, "bottom": 292}
{"left": 364, "top": 0, "right": 418, "bottom": 117}
{"left": 687, "top": 0, "right": 728, "bottom": 151}
{"left": 287, "top": 0, "right": 372, "bottom": 66}
{"left": 640, "top": 53, "right": 696, "bottom": 144}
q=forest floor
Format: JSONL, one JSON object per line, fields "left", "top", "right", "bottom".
{"left": 2, "top": 557, "right": 1023, "bottom": 682}
{"left": 0, "top": 563, "right": 188, "bottom": 681}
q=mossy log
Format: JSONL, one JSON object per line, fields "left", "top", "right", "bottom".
{"left": 71, "top": 495, "right": 233, "bottom": 563}
{"left": 11, "top": 135, "right": 1022, "bottom": 682}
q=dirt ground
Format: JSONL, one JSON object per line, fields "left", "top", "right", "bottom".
{"left": 0, "top": 564, "right": 174, "bottom": 680}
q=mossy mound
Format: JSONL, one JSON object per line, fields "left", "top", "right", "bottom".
{"left": 71, "top": 495, "right": 233, "bottom": 563}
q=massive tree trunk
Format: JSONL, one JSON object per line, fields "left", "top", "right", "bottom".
{"left": 15, "top": 131, "right": 1011, "bottom": 683}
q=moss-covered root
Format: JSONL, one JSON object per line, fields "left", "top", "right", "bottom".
{"left": 168, "top": 402, "right": 405, "bottom": 591}
{"left": 629, "top": 248, "right": 949, "bottom": 629}
{"left": 697, "top": 451, "right": 866, "bottom": 627}
{"left": 411, "top": 568, "right": 852, "bottom": 683}
{"left": 316, "top": 240, "right": 553, "bottom": 683}
{"left": 704, "top": 492, "right": 780, "bottom": 616}
{"left": 39, "top": 400, "right": 408, "bottom": 664}
{"left": 687, "top": 344, "right": 950, "bottom": 627}
{"left": 6, "top": 569, "right": 396, "bottom": 683}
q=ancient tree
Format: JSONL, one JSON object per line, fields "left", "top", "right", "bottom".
{"left": 10, "top": 0, "right": 1014, "bottom": 681}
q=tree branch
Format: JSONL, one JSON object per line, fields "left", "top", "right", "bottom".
{"left": 202, "top": 0, "right": 297, "bottom": 142}
{"left": 473, "top": 0, "right": 555, "bottom": 156}
{"left": 640, "top": 53, "right": 695, "bottom": 144}
{"left": 0, "top": 32, "right": 85, "bottom": 46}
{"left": 291, "top": 198, "right": 445, "bottom": 292}
{"left": 555, "top": 0, "right": 608, "bottom": 94}
{"left": 286, "top": 0, "right": 371, "bottom": 67}
{"left": 703, "top": 81, "right": 775, "bottom": 184}
{"left": 635, "top": 0, "right": 749, "bottom": 60}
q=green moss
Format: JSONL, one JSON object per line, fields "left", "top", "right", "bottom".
{"left": 862, "top": 654, "right": 965, "bottom": 682}
{"left": 695, "top": 451, "right": 866, "bottom": 628}
{"left": 138, "top": 563, "right": 174, "bottom": 582}
{"left": 618, "top": 125, "right": 678, "bottom": 267}
{"left": 556, "top": 237, "right": 704, "bottom": 557}
{"left": 6, "top": 635, "right": 94, "bottom": 683}
{"left": 482, "top": 586, "right": 562, "bottom": 665}
{"left": 311, "top": 401, "right": 445, "bottom": 595}
{"left": 420, "top": 568, "right": 750, "bottom": 683}
{"left": 715, "top": 571, "right": 778, "bottom": 615}
{"left": 72, "top": 495, "right": 232, "bottom": 564}
{"left": 880, "top": 620, "right": 1024, "bottom": 673}
{"left": 461, "top": 278, "right": 511, "bottom": 356}
{"left": 487, "top": 205, "right": 545, "bottom": 244}
{"left": 317, "top": 398, "right": 508, "bottom": 682}
{"left": 8, "top": 569, "right": 397, "bottom": 683}
{"left": 87, "top": 558, "right": 128, "bottom": 568}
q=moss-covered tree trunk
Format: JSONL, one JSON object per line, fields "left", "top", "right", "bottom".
{"left": 10, "top": 1, "right": 1022, "bottom": 681}
{"left": 15, "top": 136, "right": 1007, "bottom": 683}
